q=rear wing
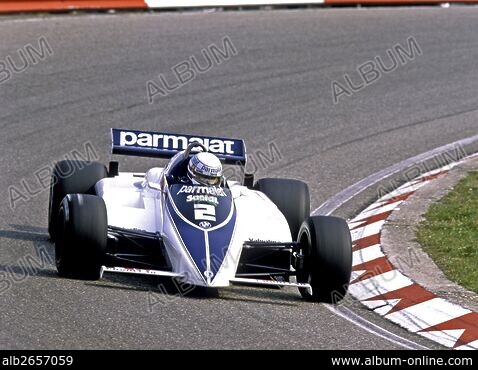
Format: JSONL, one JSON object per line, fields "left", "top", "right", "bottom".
{"left": 111, "top": 128, "right": 246, "bottom": 165}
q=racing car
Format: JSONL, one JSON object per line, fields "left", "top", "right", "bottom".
{"left": 47, "top": 129, "right": 352, "bottom": 302}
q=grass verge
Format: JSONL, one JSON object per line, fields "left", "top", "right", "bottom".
{"left": 417, "top": 171, "right": 478, "bottom": 294}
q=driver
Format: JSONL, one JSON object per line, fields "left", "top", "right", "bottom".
{"left": 187, "top": 152, "right": 223, "bottom": 186}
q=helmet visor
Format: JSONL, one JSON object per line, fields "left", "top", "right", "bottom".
{"left": 193, "top": 172, "right": 222, "bottom": 186}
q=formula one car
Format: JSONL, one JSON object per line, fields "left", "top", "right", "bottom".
{"left": 48, "top": 129, "right": 352, "bottom": 302}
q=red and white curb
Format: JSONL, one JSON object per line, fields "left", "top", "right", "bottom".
{"left": 0, "top": 0, "right": 326, "bottom": 13}
{"left": 346, "top": 158, "right": 478, "bottom": 350}
{"left": 3, "top": 0, "right": 478, "bottom": 13}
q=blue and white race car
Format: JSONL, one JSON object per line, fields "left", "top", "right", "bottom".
{"left": 48, "top": 129, "right": 352, "bottom": 302}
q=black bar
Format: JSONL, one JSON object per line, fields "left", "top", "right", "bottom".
{"left": 0, "top": 350, "right": 476, "bottom": 365}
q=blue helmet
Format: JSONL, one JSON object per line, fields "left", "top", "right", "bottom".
{"left": 187, "top": 152, "right": 223, "bottom": 186}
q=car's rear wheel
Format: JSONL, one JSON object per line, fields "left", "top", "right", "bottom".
{"left": 254, "top": 178, "right": 310, "bottom": 240}
{"left": 55, "top": 194, "right": 107, "bottom": 280}
{"left": 48, "top": 160, "right": 107, "bottom": 241}
{"left": 297, "top": 216, "right": 352, "bottom": 303}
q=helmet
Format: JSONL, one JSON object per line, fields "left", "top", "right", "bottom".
{"left": 187, "top": 152, "right": 223, "bottom": 186}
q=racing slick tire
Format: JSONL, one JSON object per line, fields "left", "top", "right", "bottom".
{"left": 48, "top": 160, "right": 107, "bottom": 241}
{"left": 55, "top": 194, "right": 107, "bottom": 280}
{"left": 297, "top": 216, "right": 352, "bottom": 303}
{"left": 254, "top": 178, "right": 310, "bottom": 240}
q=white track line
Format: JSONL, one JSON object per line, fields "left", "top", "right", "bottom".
{"left": 325, "top": 304, "right": 429, "bottom": 350}
{"left": 313, "top": 134, "right": 478, "bottom": 216}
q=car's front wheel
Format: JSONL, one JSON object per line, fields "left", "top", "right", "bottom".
{"left": 55, "top": 194, "right": 107, "bottom": 280}
{"left": 296, "top": 216, "right": 352, "bottom": 303}
{"left": 48, "top": 160, "right": 107, "bottom": 242}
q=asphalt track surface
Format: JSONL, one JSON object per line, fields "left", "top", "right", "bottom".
{"left": 0, "top": 7, "right": 477, "bottom": 349}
